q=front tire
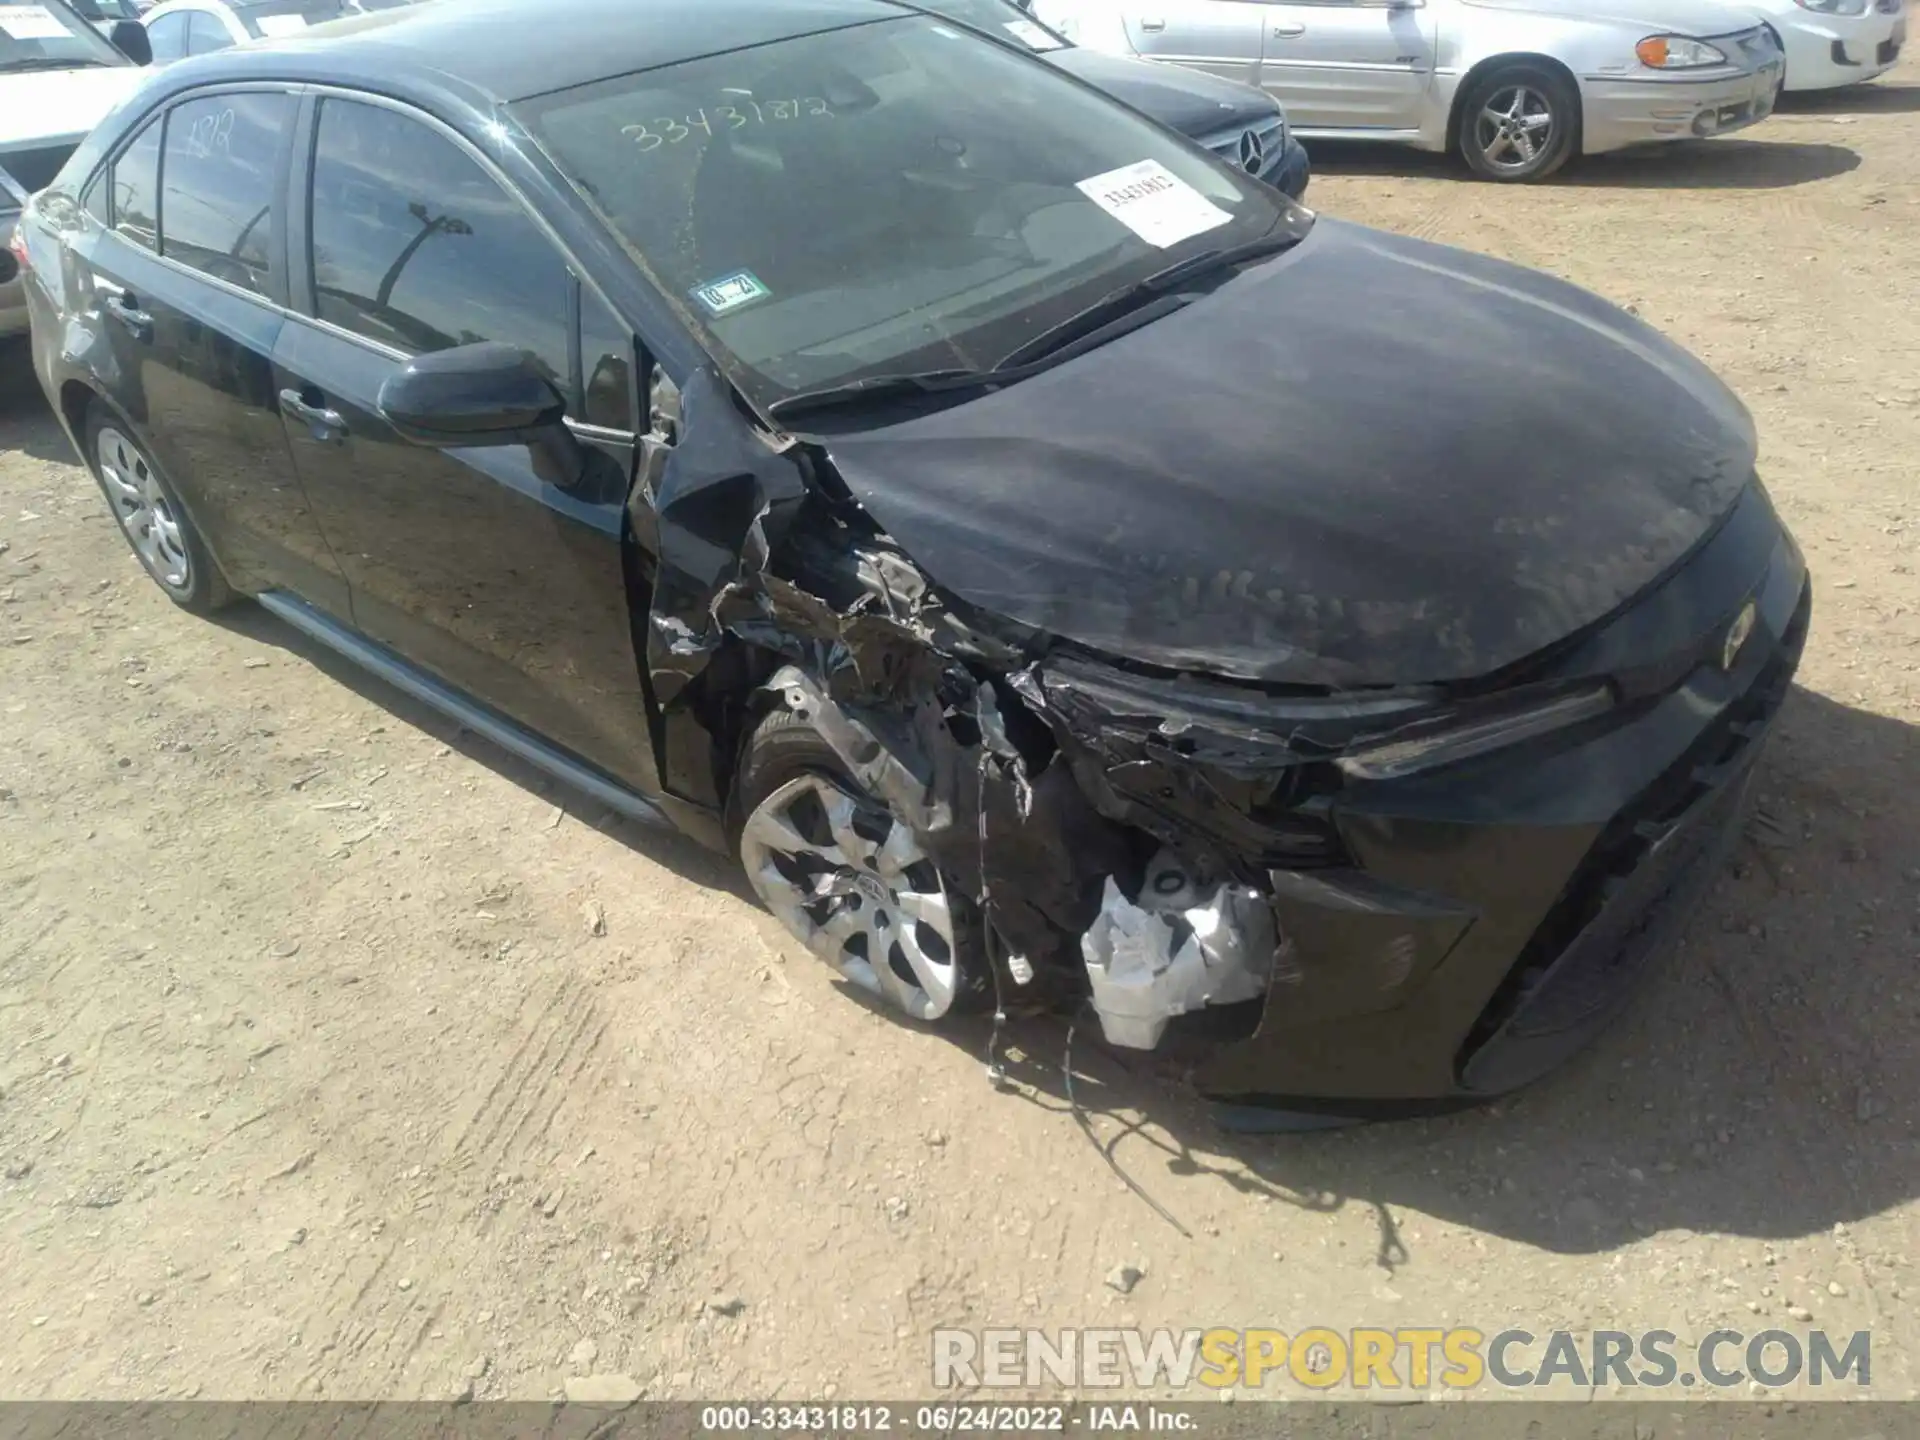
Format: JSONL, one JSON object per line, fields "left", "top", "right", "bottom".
{"left": 732, "top": 706, "right": 990, "bottom": 1023}
{"left": 85, "top": 406, "right": 232, "bottom": 614}
{"left": 1459, "top": 64, "right": 1580, "bottom": 182}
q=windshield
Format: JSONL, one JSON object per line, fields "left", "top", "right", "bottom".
{"left": 68, "top": 0, "right": 140, "bottom": 20}
{"left": 912, "top": 0, "right": 1070, "bottom": 52}
{"left": 520, "top": 15, "right": 1305, "bottom": 412}
{"left": 232, "top": 0, "right": 353, "bottom": 37}
{"left": 0, "top": 0, "right": 125, "bottom": 68}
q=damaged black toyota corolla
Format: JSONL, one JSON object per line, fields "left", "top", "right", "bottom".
{"left": 18, "top": 0, "right": 1808, "bottom": 1122}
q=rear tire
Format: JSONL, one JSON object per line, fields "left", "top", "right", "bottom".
{"left": 733, "top": 706, "right": 991, "bottom": 1023}
{"left": 1458, "top": 64, "right": 1580, "bottom": 182}
{"left": 84, "top": 405, "right": 233, "bottom": 614}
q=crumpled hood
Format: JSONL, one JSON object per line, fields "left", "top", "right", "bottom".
{"left": 1460, "top": 0, "right": 1766, "bottom": 38}
{"left": 820, "top": 219, "right": 1757, "bottom": 688}
{"left": 1043, "top": 47, "right": 1279, "bottom": 138}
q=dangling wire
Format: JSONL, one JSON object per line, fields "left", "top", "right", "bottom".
{"left": 978, "top": 745, "right": 1011, "bottom": 1090}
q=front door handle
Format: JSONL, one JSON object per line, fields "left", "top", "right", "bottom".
{"left": 103, "top": 293, "right": 153, "bottom": 342}
{"left": 279, "top": 388, "right": 348, "bottom": 441}
{"left": 1139, "top": 16, "right": 1165, "bottom": 30}
{"left": 1272, "top": 21, "right": 1306, "bottom": 37}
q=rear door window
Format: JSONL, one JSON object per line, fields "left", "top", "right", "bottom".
{"left": 160, "top": 91, "right": 290, "bottom": 295}
{"left": 304, "top": 96, "right": 572, "bottom": 394}
{"left": 111, "top": 114, "right": 163, "bottom": 251}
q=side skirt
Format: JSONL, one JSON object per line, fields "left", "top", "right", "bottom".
{"left": 256, "top": 590, "right": 725, "bottom": 850}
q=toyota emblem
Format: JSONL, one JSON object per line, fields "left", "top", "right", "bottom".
{"left": 1238, "top": 128, "right": 1265, "bottom": 174}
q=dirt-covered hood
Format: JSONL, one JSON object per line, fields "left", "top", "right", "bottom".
{"left": 818, "top": 218, "right": 1758, "bottom": 688}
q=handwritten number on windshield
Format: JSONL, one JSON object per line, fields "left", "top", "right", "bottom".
{"left": 622, "top": 98, "right": 834, "bottom": 152}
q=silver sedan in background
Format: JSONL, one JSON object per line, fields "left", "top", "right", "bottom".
{"left": 1029, "top": 0, "right": 1786, "bottom": 181}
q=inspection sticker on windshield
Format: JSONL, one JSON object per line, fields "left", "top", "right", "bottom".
{"left": 1076, "top": 160, "right": 1231, "bottom": 248}
{"left": 691, "top": 270, "right": 771, "bottom": 317}
{"left": 0, "top": 4, "right": 69, "bottom": 39}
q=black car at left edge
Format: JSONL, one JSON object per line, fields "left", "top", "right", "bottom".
{"left": 15, "top": 0, "right": 1806, "bottom": 1125}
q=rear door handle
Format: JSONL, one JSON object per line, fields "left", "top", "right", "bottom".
{"left": 279, "top": 388, "right": 348, "bottom": 441}
{"left": 103, "top": 293, "right": 153, "bottom": 342}
{"left": 1272, "top": 21, "right": 1306, "bottom": 37}
{"left": 1139, "top": 16, "right": 1165, "bottom": 30}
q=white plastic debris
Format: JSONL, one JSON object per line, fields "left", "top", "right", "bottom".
{"left": 1080, "top": 850, "right": 1275, "bottom": 1050}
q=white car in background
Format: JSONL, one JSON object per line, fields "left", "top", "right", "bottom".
{"left": 2, "top": 0, "right": 145, "bottom": 340}
{"left": 1752, "top": 0, "right": 1905, "bottom": 89}
{"left": 140, "top": 0, "right": 407, "bottom": 61}
{"left": 1029, "top": 0, "right": 1788, "bottom": 181}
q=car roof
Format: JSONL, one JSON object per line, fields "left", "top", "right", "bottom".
{"left": 245, "top": 0, "right": 912, "bottom": 102}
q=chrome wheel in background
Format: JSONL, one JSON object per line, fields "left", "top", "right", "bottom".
{"left": 1474, "top": 85, "right": 1556, "bottom": 174}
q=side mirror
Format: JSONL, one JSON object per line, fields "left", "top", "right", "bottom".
{"left": 379, "top": 341, "right": 564, "bottom": 442}
{"left": 110, "top": 19, "right": 152, "bottom": 63}
{"left": 378, "top": 341, "right": 585, "bottom": 486}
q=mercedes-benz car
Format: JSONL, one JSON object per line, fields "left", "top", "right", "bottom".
{"left": 1031, "top": 0, "right": 1786, "bottom": 182}
{"left": 14, "top": 0, "right": 1808, "bottom": 1123}
{"left": 917, "top": 0, "right": 1308, "bottom": 197}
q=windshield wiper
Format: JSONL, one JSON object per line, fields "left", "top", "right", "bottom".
{"left": 1, "top": 57, "right": 106, "bottom": 71}
{"left": 766, "top": 230, "right": 1303, "bottom": 425}
{"left": 767, "top": 367, "right": 1000, "bottom": 423}
{"left": 994, "top": 231, "right": 1301, "bottom": 372}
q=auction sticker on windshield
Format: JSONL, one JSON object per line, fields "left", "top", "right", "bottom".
{"left": 1076, "top": 160, "right": 1231, "bottom": 249}
{"left": 254, "top": 14, "right": 309, "bottom": 35}
{"left": 691, "top": 270, "right": 771, "bottom": 317}
{"left": 0, "top": 4, "right": 70, "bottom": 39}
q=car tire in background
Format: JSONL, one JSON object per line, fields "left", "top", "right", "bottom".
{"left": 84, "top": 403, "right": 234, "bottom": 613}
{"left": 1458, "top": 63, "right": 1581, "bottom": 183}
{"left": 733, "top": 705, "right": 992, "bottom": 1024}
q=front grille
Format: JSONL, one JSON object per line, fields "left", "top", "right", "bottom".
{"left": 1201, "top": 116, "right": 1287, "bottom": 178}
{"left": 1723, "top": 25, "right": 1775, "bottom": 61}
{"left": 1456, "top": 582, "right": 1811, "bottom": 1093}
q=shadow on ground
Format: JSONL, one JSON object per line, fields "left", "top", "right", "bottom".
{"left": 1777, "top": 82, "right": 1920, "bottom": 117}
{"left": 0, "top": 343, "right": 79, "bottom": 465}
{"left": 922, "top": 684, "right": 1920, "bottom": 1262}
{"left": 207, "top": 601, "right": 752, "bottom": 902}
{"left": 1305, "top": 138, "right": 1859, "bottom": 190}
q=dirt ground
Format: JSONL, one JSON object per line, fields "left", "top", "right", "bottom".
{"left": 3, "top": 61, "right": 1919, "bottom": 1405}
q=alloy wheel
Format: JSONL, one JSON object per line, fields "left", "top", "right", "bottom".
{"left": 96, "top": 425, "right": 192, "bottom": 594}
{"left": 1474, "top": 85, "right": 1556, "bottom": 174}
{"left": 739, "top": 772, "right": 961, "bottom": 1021}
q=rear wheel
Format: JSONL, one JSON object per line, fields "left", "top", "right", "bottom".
{"left": 1459, "top": 64, "right": 1580, "bottom": 182}
{"left": 85, "top": 407, "right": 232, "bottom": 613}
{"left": 733, "top": 707, "right": 990, "bottom": 1023}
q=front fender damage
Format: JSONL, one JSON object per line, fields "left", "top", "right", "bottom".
{"left": 639, "top": 371, "right": 1299, "bottom": 1050}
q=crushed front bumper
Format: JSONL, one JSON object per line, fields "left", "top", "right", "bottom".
{"left": 1188, "top": 491, "right": 1809, "bottom": 1116}
{"left": 1582, "top": 53, "right": 1784, "bottom": 153}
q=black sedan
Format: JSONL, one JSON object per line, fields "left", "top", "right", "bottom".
{"left": 915, "top": 0, "right": 1308, "bottom": 200}
{"left": 15, "top": 0, "right": 1807, "bottom": 1123}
